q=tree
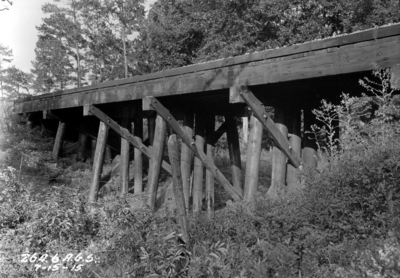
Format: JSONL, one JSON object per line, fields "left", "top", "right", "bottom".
{"left": 0, "top": 44, "right": 13, "bottom": 99}
{"left": 81, "top": 0, "right": 127, "bottom": 82}
{"left": 134, "top": 0, "right": 204, "bottom": 73}
{"left": 31, "top": 37, "right": 74, "bottom": 94}
{"left": 38, "top": 1, "right": 87, "bottom": 88}
{"left": 2, "top": 66, "right": 32, "bottom": 99}
{"left": 104, "top": 0, "right": 145, "bottom": 78}
{"left": 134, "top": 0, "right": 400, "bottom": 74}
{"left": 79, "top": 0, "right": 145, "bottom": 82}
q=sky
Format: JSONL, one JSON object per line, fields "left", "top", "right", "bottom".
{"left": 0, "top": 0, "right": 157, "bottom": 73}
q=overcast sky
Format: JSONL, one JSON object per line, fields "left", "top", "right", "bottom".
{"left": 0, "top": 0, "right": 157, "bottom": 73}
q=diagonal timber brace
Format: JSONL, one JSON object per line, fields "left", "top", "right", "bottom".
{"left": 88, "top": 105, "right": 172, "bottom": 175}
{"left": 146, "top": 97, "right": 243, "bottom": 202}
{"left": 238, "top": 86, "right": 301, "bottom": 168}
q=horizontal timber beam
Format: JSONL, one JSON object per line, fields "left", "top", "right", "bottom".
{"left": 15, "top": 29, "right": 400, "bottom": 114}
{"left": 146, "top": 96, "right": 243, "bottom": 202}
{"left": 87, "top": 105, "right": 172, "bottom": 175}
{"left": 238, "top": 86, "right": 301, "bottom": 168}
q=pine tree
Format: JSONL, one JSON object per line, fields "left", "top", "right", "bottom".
{"left": 39, "top": 1, "right": 87, "bottom": 87}
{"left": 31, "top": 37, "right": 74, "bottom": 94}
{"left": 2, "top": 66, "right": 32, "bottom": 99}
{"left": 0, "top": 44, "right": 13, "bottom": 99}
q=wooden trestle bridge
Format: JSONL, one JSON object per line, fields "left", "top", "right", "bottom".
{"left": 14, "top": 23, "right": 400, "bottom": 214}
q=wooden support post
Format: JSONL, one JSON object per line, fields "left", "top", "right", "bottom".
{"left": 47, "top": 111, "right": 119, "bottom": 153}
{"left": 206, "top": 115, "right": 215, "bottom": 218}
{"left": 268, "top": 107, "right": 289, "bottom": 199}
{"left": 181, "top": 113, "right": 194, "bottom": 213}
{"left": 149, "top": 99, "right": 242, "bottom": 202}
{"left": 52, "top": 121, "right": 66, "bottom": 160}
{"left": 148, "top": 112, "right": 156, "bottom": 145}
{"left": 193, "top": 114, "right": 205, "bottom": 213}
{"left": 238, "top": 86, "right": 301, "bottom": 168}
{"left": 226, "top": 115, "right": 243, "bottom": 195}
{"left": 77, "top": 132, "right": 88, "bottom": 161}
{"left": 243, "top": 117, "right": 249, "bottom": 143}
{"left": 167, "top": 134, "right": 189, "bottom": 243}
{"left": 89, "top": 122, "right": 109, "bottom": 202}
{"left": 244, "top": 115, "right": 263, "bottom": 202}
{"left": 146, "top": 115, "right": 167, "bottom": 210}
{"left": 105, "top": 147, "right": 112, "bottom": 163}
{"left": 91, "top": 139, "right": 96, "bottom": 160}
{"left": 99, "top": 150, "right": 135, "bottom": 191}
{"left": 134, "top": 115, "right": 143, "bottom": 194}
{"left": 147, "top": 97, "right": 242, "bottom": 201}
{"left": 303, "top": 109, "right": 318, "bottom": 169}
{"left": 286, "top": 109, "right": 302, "bottom": 190}
{"left": 88, "top": 105, "right": 172, "bottom": 174}
{"left": 120, "top": 118, "right": 130, "bottom": 195}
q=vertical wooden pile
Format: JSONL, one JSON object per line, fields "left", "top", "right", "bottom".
{"left": 193, "top": 114, "right": 205, "bottom": 213}
{"left": 134, "top": 114, "right": 143, "bottom": 194}
{"left": 181, "top": 113, "right": 194, "bottom": 214}
{"left": 286, "top": 109, "right": 302, "bottom": 189}
{"left": 89, "top": 122, "right": 109, "bottom": 202}
{"left": 226, "top": 115, "right": 243, "bottom": 196}
{"left": 77, "top": 132, "right": 88, "bottom": 161}
{"left": 120, "top": 118, "right": 130, "bottom": 195}
{"left": 52, "top": 121, "right": 66, "bottom": 160}
{"left": 302, "top": 109, "right": 318, "bottom": 169}
{"left": 147, "top": 115, "right": 167, "bottom": 209}
{"left": 205, "top": 115, "right": 215, "bottom": 218}
{"left": 268, "top": 107, "right": 288, "bottom": 198}
{"left": 244, "top": 115, "right": 263, "bottom": 201}
{"left": 168, "top": 134, "right": 189, "bottom": 243}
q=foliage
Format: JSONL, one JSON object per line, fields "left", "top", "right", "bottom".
{"left": 30, "top": 0, "right": 145, "bottom": 93}
{"left": 1, "top": 65, "right": 32, "bottom": 99}
{"left": 31, "top": 36, "right": 75, "bottom": 93}
{"left": 134, "top": 0, "right": 400, "bottom": 73}
{"left": 307, "top": 66, "right": 400, "bottom": 277}
{"left": 0, "top": 44, "right": 13, "bottom": 99}
{"left": 31, "top": 2, "right": 87, "bottom": 93}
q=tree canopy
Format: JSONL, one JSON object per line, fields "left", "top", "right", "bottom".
{"left": 28, "top": 0, "right": 400, "bottom": 93}
{"left": 30, "top": 0, "right": 145, "bottom": 93}
{"left": 133, "top": 0, "right": 400, "bottom": 73}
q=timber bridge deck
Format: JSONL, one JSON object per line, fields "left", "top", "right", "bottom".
{"left": 14, "top": 23, "right": 400, "bottom": 213}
